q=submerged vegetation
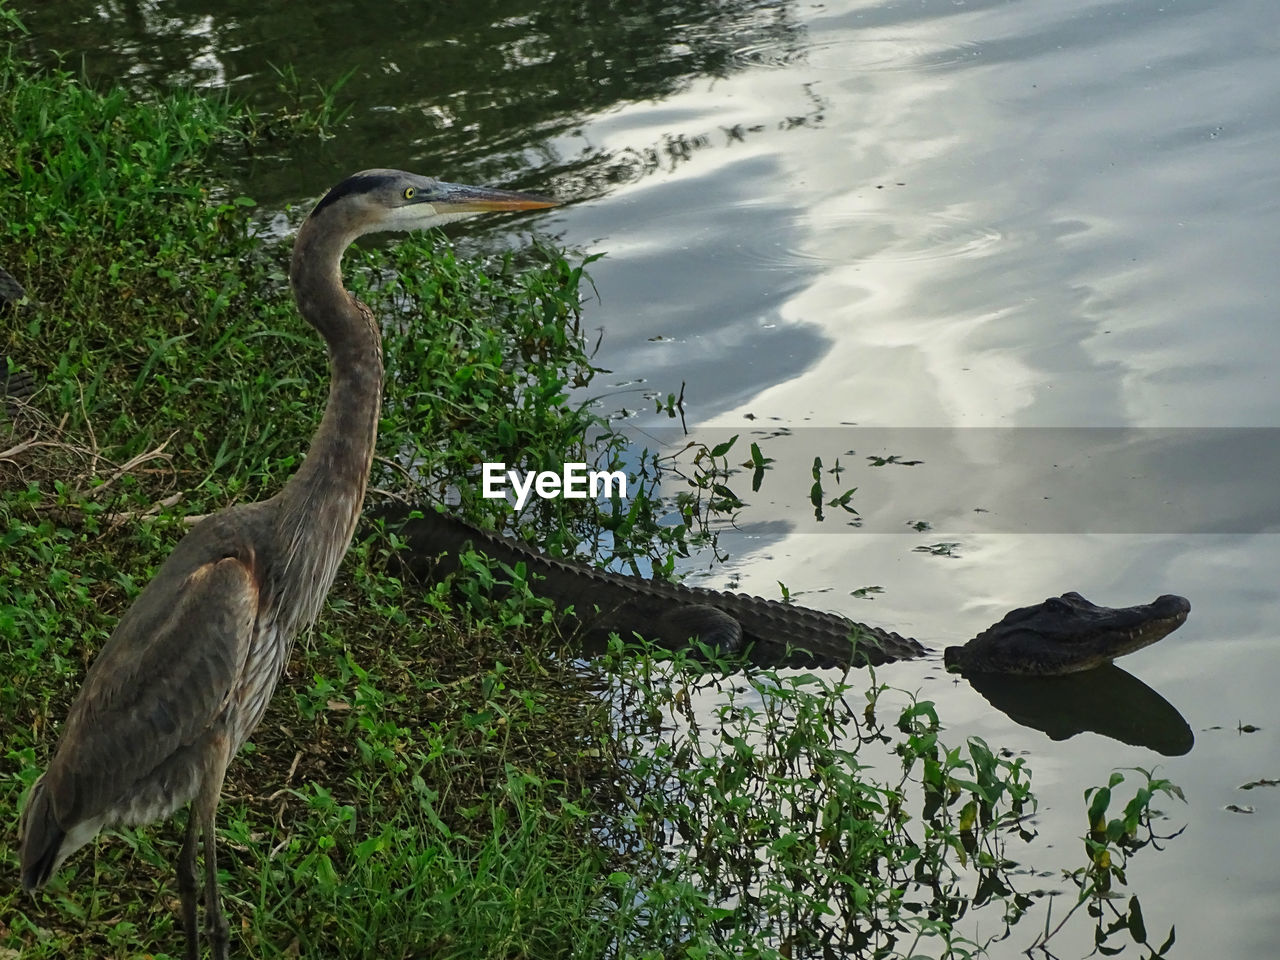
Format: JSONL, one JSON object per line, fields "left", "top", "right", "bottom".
{"left": 0, "top": 19, "right": 1182, "bottom": 960}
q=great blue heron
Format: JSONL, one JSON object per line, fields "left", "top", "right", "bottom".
{"left": 17, "top": 169, "right": 557, "bottom": 959}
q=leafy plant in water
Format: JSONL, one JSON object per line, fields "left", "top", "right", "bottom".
{"left": 1027, "top": 767, "right": 1186, "bottom": 958}
{"left": 593, "top": 643, "right": 1057, "bottom": 959}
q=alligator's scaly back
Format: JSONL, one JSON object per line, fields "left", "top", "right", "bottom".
{"left": 387, "top": 508, "right": 927, "bottom": 668}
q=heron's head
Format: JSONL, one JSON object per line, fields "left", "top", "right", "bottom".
{"left": 307, "top": 168, "right": 557, "bottom": 239}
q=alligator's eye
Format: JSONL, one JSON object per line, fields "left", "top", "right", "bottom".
{"left": 403, "top": 186, "right": 416, "bottom": 200}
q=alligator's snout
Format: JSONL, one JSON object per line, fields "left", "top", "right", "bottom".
{"left": 1152, "top": 594, "right": 1191, "bottom": 618}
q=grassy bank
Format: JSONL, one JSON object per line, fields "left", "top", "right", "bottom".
{"left": 0, "top": 18, "right": 1180, "bottom": 960}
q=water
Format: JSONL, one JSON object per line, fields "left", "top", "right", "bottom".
{"left": 11, "top": 0, "right": 1280, "bottom": 953}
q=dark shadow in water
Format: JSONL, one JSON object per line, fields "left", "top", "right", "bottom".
{"left": 3, "top": 0, "right": 835, "bottom": 413}
{"left": 963, "top": 664, "right": 1194, "bottom": 757}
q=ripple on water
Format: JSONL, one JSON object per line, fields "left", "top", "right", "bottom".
{"left": 733, "top": 210, "right": 1003, "bottom": 271}
{"left": 732, "top": 35, "right": 984, "bottom": 73}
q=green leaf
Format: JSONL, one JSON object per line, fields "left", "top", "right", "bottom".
{"left": 710, "top": 435, "right": 738, "bottom": 458}
{"left": 1127, "top": 895, "right": 1147, "bottom": 942}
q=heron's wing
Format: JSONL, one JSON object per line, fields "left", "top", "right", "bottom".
{"left": 48, "top": 553, "right": 258, "bottom": 824}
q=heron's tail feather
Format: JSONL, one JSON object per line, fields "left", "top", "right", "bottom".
{"left": 19, "top": 775, "right": 65, "bottom": 892}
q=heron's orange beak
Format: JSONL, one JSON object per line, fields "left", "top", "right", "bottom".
{"left": 429, "top": 182, "right": 559, "bottom": 214}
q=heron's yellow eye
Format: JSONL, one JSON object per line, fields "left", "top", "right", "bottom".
{"left": 403, "top": 187, "right": 416, "bottom": 200}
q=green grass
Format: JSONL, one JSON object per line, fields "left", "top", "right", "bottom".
{"left": 0, "top": 16, "right": 1183, "bottom": 960}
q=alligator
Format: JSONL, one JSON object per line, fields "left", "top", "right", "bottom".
{"left": 381, "top": 506, "right": 1191, "bottom": 676}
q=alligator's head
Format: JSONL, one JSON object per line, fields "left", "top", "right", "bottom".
{"left": 943, "top": 592, "right": 1190, "bottom": 676}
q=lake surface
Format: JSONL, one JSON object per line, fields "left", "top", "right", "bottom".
{"left": 12, "top": 0, "right": 1280, "bottom": 954}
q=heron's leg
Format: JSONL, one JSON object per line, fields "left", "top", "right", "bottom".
{"left": 200, "top": 802, "right": 230, "bottom": 960}
{"left": 177, "top": 806, "right": 201, "bottom": 960}
{"left": 197, "top": 738, "right": 232, "bottom": 960}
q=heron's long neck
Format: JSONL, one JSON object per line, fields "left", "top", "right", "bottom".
{"left": 273, "top": 213, "right": 384, "bottom": 631}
